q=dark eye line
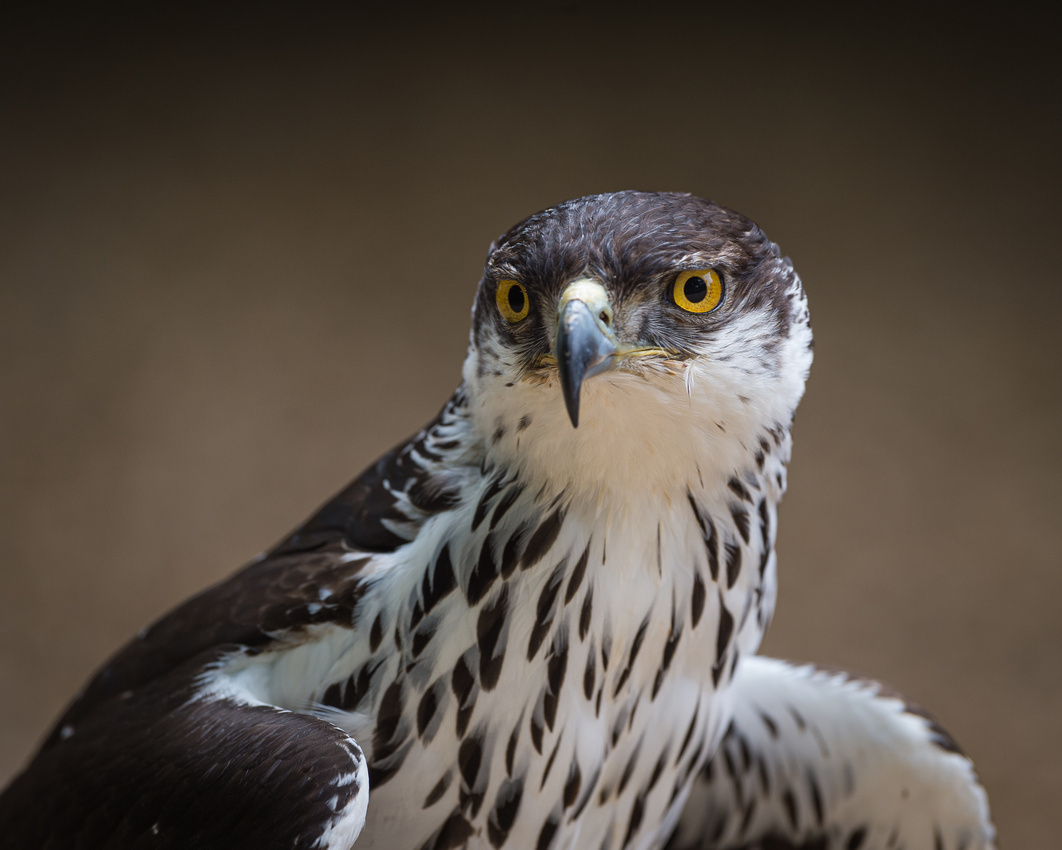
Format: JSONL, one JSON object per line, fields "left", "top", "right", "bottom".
{"left": 661, "top": 266, "right": 715, "bottom": 286}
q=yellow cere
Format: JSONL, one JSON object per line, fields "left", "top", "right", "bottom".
{"left": 496, "top": 279, "right": 530, "bottom": 323}
{"left": 672, "top": 269, "right": 724, "bottom": 314}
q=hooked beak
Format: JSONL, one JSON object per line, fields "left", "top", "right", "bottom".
{"left": 554, "top": 279, "right": 618, "bottom": 427}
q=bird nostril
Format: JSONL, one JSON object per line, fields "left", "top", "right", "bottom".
{"left": 599, "top": 310, "right": 611, "bottom": 326}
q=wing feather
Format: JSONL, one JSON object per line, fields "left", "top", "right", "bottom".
{"left": 0, "top": 662, "right": 368, "bottom": 849}
{"left": 668, "top": 656, "right": 996, "bottom": 850}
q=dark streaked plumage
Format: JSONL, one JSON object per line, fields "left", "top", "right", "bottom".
{"left": 0, "top": 192, "right": 994, "bottom": 849}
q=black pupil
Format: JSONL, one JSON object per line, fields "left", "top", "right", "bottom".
{"left": 508, "top": 285, "right": 525, "bottom": 314}
{"left": 683, "top": 275, "right": 708, "bottom": 303}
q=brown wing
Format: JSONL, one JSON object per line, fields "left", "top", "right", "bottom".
{"left": 665, "top": 658, "right": 995, "bottom": 850}
{"left": 36, "top": 390, "right": 467, "bottom": 751}
{"left": 0, "top": 392, "right": 471, "bottom": 847}
{"left": 0, "top": 659, "right": 368, "bottom": 849}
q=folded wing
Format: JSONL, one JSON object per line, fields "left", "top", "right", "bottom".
{"left": 668, "top": 656, "right": 995, "bottom": 850}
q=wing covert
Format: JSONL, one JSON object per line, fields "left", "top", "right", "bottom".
{"left": 668, "top": 657, "right": 996, "bottom": 850}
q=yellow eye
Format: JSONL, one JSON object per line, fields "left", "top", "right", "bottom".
{"left": 673, "top": 269, "right": 724, "bottom": 314}
{"left": 496, "top": 279, "right": 530, "bottom": 323}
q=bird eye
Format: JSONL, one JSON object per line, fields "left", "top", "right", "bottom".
{"left": 672, "top": 269, "right": 724, "bottom": 314}
{"left": 496, "top": 279, "right": 530, "bottom": 323}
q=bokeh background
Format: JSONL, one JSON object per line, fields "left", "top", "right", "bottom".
{"left": 1, "top": 6, "right": 1058, "bottom": 845}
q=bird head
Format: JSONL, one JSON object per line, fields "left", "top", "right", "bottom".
{"left": 463, "top": 191, "right": 813, "bottom": 505}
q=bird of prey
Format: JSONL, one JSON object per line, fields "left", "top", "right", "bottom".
{"left": 0, "top": 191, "right": 995, "bottom": 849}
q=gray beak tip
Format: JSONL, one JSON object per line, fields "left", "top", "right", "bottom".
{"left": 563, "top": 389, "right": 581, "bottom": 428}
{"left": 555, "top": 298, "right": 616, "bottom": 429}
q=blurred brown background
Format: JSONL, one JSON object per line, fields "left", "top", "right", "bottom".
{"left": 1, "top": 5, "right": 1058, "bottom": 846}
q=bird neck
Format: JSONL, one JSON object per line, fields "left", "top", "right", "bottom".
{"left": 458, "top": 373, "right": 791, "bottom": 520}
